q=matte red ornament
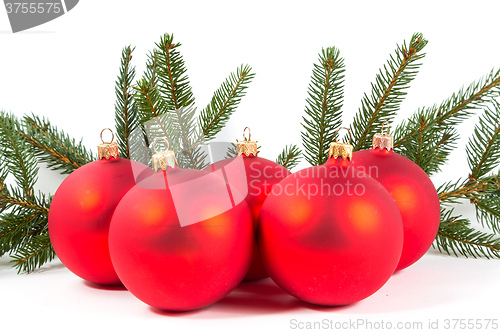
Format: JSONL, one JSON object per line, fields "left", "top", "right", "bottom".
{"left": 258, "top": 129, "right": 403, "bottom": 306}
{"left": 108, "top": 141, "right": 254, "bottom": 311}
{"left": 48, "top": 129, "right": 151, "bottom": 285}
{"left": 352, "top": 126, "right": 441, "bottom": 271}
{"left": 204, "top": 127, "right": 290, "bottom": 280}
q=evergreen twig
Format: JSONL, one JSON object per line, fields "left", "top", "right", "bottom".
{"left": 0, "top": 112, "right": 54, "bottom": 272}
{"left": 276, "top": 145, "right": 301, "bottom": 170}
{"left": 434, "top": 208, "right": 500, "bottom": 259}
{"left": 350, "top": 33, "right": 427, "bottom": 151}
{"left": 10, "top": 233, "right": 55, "bottom": 273}
{"left": 301, "top": 47, "right": 345, "bottom": 166}
{"left": 197, "top": 64, "right": 255, "bottom": 143}
{"left": 394, "top": 69, "right": 500, "bottom": 174}
{"left": 0, "top": 112, "right": 39, "bottom": 197}
{"left": 437, "top": 100, "right": 500, "bottom": 234}
{"left": 467, "top": 100, "right": 500, "bottom": 180}
{"left": 22, "top": 114, "right": 94, "bottom": 174}
{"left": 154, "top": 34, "right": 201, "bottom": 168}
{"left": 114, "top": 45, "right": 139, "bottom": 159}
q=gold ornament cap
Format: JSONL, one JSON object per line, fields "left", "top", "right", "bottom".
{"left": 98, "top": 128, "right": 119, "bottom": 160}
{"left": 372, "top": 121, "right": 393, "bottom": 151}
{"left": 328, "top": 127, "right": 353, "bottom": 160}
{"left": 236, "top": 127, "right": 258, "bottom": 156}
{"left": 152, "top": 137, "right": 178, "bottom": 171}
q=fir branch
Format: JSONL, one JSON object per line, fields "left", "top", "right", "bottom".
{"left": 475, "top": 195, "right": 500, "bottom": 234}
{"left": 435, "top": 208, "right": 500, "bottom": 259}
{"left": 9, "top": 232, "right": 55, "bottom": 274}
{"left": 197, "top": 64, "right": 255, "bottom": 143}
{"left": 173, "top": 106, "right": 203, "bottom": 169}
{"left": 467, "top": 99, "right": 500, "bottom": 179}
{"left": 154, "top": 34, "right": 202, "bottom": 168}
{"left": 0, "top": 209, "right": 48, "bottom": 255}
{"left": 133, "top": 36, "right": 203, "bottom": 169}
{"left": 350, "top": 33, "right": 427, "bottom": 151}
{"left": 438, "top": 178, "right": 476, "bottom": 204}
{"left": 0, "top": 112, "right": 53, "bottom": 271}
{"left": 0, "top": 186, "right": 49, "bottom": 214}
{"left": 114, "top": 45, "right": 139, "bottom": 159}
{"left": 276, "top": 145, "right": 301, "bottom": 170}
{"left": 224, "top": 142, "right": 237, "bottom": 159}
{"left": 0, "top": 112, "right": 38, "bottom": 197}
{"left": 395, "top": 113, "right": 459, "bottom": 174}
{"left": 301, "top": 47, "right": 345, "bottom": 165}
{"left": 394, "top": 69, "right": 500, "bottom": 174}
{"left": 438, "top": 176, "right": 498, "bottom": 202}
{"left": 134, "top": 78, "right": 171, "bottom": 139}
{"left": 433, "top": 68, "right": 500, "bottom": 127}
{"left": 128, "top": 51, "right": 158, "bottom": 164}
{"left": 155, "top": 33, "right": 195, "bottom": 111}
{"left": 22, "top": 114, "right": 94, "bottom": 174}
{"left": 0, "top": 168, "right": 8, "bottom": 214}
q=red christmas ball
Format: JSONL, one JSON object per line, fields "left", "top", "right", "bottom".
{"left": 108, "top": 155, "right": 254, "bottom": 311}
{"left": 352, "top": 144, "right": 441, "bottom": 271}
{"left": 49, "top": 148, "right": 150, "bottom": 285}
{"left": 205, "top": 152, "right": 290, "bottom": 281}
{"left": 258, "top": 141, "right": 403, "bottom": 306}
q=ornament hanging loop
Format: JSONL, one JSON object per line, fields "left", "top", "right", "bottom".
{"left": 381, "top": 121, "right": 390, "bottom": 135}
{"left": 152, "top": 137, "right": 177, "bottom": 171}
{"left": 153, "top": 137, "right": 170, "bottom": 154}
{"left": 237, "top": 127, "right": 258, "bottom": 156}
{"left": 334, "top": 127, "right": 353, "bottom": 145}
{"left": 243, "top": 127, "right": 251, "bottom": 141}
{"left": 328, "top": 127, "right": 353, "bottom": 160}
{"left": 100, "top": 128, "right": 115, "bottom": 144}
{"left": 372, "top": 122, "right": 394, "bottom": 151}
{"left": 97, "top": 128, "right": 119, "bottom": 160}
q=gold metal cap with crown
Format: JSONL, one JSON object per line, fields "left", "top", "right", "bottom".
{"left": 372, "top": 121, "right": 393, "bottom": 151}
{"left": 152, "top": 137, "right": 178, "bottom": 171}
{"left": 236, "top": 127, "right": 258, "bottom": 156}
{"left": 328, "top": 127, "right": 353, "bottom": 160}
{"left": 98, "top": 128, "right": 119, "bottom": 160}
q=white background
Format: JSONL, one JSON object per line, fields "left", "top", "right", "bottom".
{"left": 1, "top": 1, "right": 500, "bottom": 332}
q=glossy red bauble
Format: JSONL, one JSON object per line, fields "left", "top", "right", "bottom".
{"left": 258, "top": 156, "right": 403, "bottom": 306}
{"left": 205, "top": 155, "right": 290, "bottom": 280}
{"left": 108, "top": 167, "right": 254, "bottom": 311}
{"left": 352, "top": 148, "right": 441, "bottom": 271}
{"left": 49, "top": 157, "right": 150, "bottom": 285}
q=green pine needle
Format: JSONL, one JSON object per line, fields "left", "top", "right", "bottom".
{"left": 0, "top": 112, "right": 39, "bottom": 197}
{"left": 134, "top": 78, "right": 172, "bottom": 139}
{"left": 467, "top": 99, "right": 500, "bottom": 179}
{"left": 276, "top": 144, "right": 301, "bottom": 170}
{"left": 155, "top": 33, "right": 196, "bottom": 111}
{"left": 350, "top": 33, "right": 427, "bottom": 151}
{"left": 0, "top": 111, "right": 53, "bottom": 272}
{"left": 22, "top": 114, "right": 94, "bottom": 174}
{"left": 197, "top": 64, "right": 255, "bottom": 143}
{"left": 114, "top": 45, "right": 139, "bottom": 159}
{"left": 154, "top": 34, "right": 202, "bottom": 168}
{"left": 301, "top": 47, "right": 345, "bottom": 166}
{"left": 395, "top": 110, "right": 459, "bottom": 174}
{"left": 435, "top": 208, "right": 500, "bottom": 259}
{"left": 394, "top": 68, "right": 500, "bottom": 174}
{"left": 475, "top": 195, "right": 500, "bottom": 234}
{"left": 10, "top": 232, "right": 55, "bottom": 274}
{"left": 224, "top": 142, "right": 238, "bottom": 159}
